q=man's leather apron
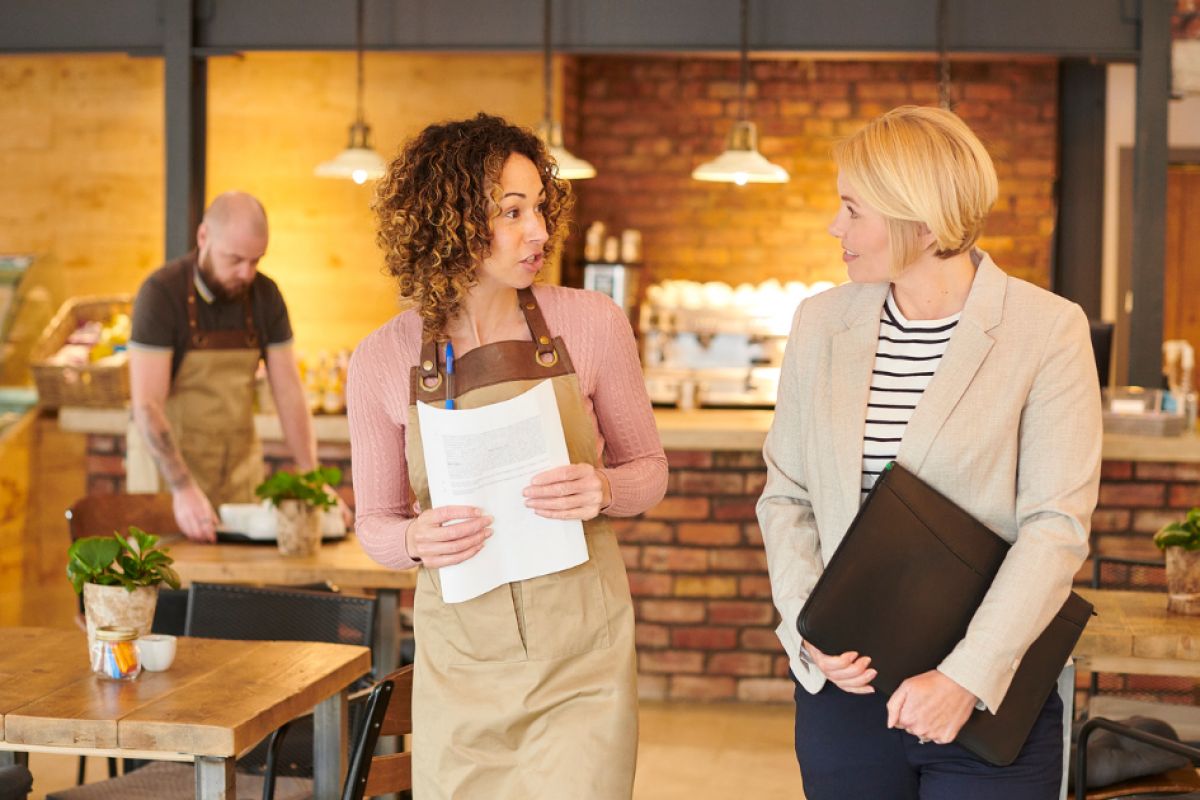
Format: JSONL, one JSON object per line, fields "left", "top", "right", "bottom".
{"left": 135, "top": 263, "right": 265, "bottom": 508}
{"left": 405, "top": 288, "right": 638, "bottom": 800}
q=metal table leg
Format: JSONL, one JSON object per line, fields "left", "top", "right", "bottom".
{"left": 313, "top": 686, "right": 350, "bottom": 800}
{"left": 195, "top": 755, "right": 235, "bottom": 800}
{"left": 373, "top": 588, "right": 401, "bottom": 800}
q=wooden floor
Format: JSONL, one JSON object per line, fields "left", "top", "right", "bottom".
{"left": 5, "top": 410, "right": 803, "bottom": 799}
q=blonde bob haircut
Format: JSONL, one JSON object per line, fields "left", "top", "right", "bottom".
{"left": 832, "top": 106, "right": 998, "bottom": 276}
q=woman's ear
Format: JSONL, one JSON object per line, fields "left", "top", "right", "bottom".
{"left": 917, "top": 222, "right": 937, "bottom": 252}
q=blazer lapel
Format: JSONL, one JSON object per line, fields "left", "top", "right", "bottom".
{"left": 832, "top": 283, "right": 889, "bottom": 519}
{"left": 898, "top": 251, "right": 1008, "bottom": 474}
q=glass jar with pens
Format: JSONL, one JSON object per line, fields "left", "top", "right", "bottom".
{"left": 92, "top": 625, "right": 142, "bottom": 681}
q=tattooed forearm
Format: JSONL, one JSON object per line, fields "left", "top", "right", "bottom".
{"left": 132, "top": 403, "right": 193, "bottom": 491}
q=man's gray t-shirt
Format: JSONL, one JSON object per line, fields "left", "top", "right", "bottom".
{"left": 129, "top": 252, "right": 293, "bottom": 380}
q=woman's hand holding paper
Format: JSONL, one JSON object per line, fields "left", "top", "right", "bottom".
{"left": 406, "top": 505, "right": 493, "bottom": 568}
{"left": 885, "top": 670, "right": 977, "bottom": 744}
{"left": 804, "top": 641, "right": 877, "bottom": 694}
{"left": 524, "top": 463, "right": 612, "bottom": 521}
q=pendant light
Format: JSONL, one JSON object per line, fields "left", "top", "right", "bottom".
{"left": 314, "top": 0, "right": 386, "bottom": 185}
{"left": 692, "top": 0, "right": 789, "bottom": 185}
{"left": 536, "top": 0, "right": 595, "bottom": 180}
{"left": 937, "top": 0, "right": 952, "bottom": 110}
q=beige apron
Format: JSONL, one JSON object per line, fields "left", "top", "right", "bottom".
{"left": 406, "top": 288, "right": 638, "bottom": 800}
{"left": 136, "top": 260, "right": 264, "bottom": 508}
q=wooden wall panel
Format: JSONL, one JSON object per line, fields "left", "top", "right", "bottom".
{"left": 0, "top": 54, "right": 165, "bottom": 315}
{"left": 204, "top": 51, "right": 545, "bottom": 353}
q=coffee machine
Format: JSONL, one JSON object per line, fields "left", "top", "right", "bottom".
{"left": 639, "top": 278, "right": 833, "bottom": 409}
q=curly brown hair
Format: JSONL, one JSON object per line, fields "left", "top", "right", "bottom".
{"left": 372, "top": 112, "right": 575, "bottom": 342}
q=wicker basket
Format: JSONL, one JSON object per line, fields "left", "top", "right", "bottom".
{"left": 31, "top": 294, "right": 133, "bottom": 409}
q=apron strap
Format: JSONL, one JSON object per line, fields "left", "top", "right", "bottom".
{"left": 517, "top": 287, "right": 558, "bottom": 365}
{"left": 417, "top": 338, "right": 444, "bottom": 392}
{"left": 185, "top": 255, "right": 263, "bottom": 351}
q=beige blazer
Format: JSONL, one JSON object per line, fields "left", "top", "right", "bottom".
{"left": 757, "top": 250, "right": 1102, "bottom": 712}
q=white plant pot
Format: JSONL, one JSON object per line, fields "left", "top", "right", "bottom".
{"left": 83, "top": 582, "right": 159, "bottom": 654}
{"left": 276, "top": 500, "right": 322, "bottom": 557}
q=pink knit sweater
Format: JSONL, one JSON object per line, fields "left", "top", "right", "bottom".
{"left": 347, "top": 285, "right": 668, "bottom": 571}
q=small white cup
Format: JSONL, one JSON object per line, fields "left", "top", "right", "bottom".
{"left": 137, "top": 634, "right": 177, "bottom": 672}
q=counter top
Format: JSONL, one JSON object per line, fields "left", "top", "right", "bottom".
{"left": 58, "top": 405, "right": 1200, "bottom": 461}
{"left": 59, "top": 406, "right": 350, "bottom": 443}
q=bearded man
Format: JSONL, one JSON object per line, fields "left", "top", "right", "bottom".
{"left": 128, "top": 191, "right": 318, "bottom": 541}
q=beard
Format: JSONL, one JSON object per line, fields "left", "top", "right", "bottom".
{"left": 197, "top": 249, "right": 249, "bottom": 303}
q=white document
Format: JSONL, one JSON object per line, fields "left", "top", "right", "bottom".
{"left": 417, "top": 379, "right": 588, "bottom": 603}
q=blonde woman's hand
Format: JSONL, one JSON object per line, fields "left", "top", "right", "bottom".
{"left": 885, "top": 670, "right": 977, "bottom": 744}
{"left": 405, "top": 505, "right": 492, "bottom": 568}
{"left": 803, "top": 641, "right": 877, "bottom": 694}
{"left": 523, "top": 464, "right": 612, "bottom": 521}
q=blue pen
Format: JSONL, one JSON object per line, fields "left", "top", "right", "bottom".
{"left": 445, "top": 341, "right": 455, "bottom": 410}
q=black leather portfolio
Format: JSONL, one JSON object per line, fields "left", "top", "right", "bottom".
{"left": 795, "top": 461, "right": 1093, "bottom": 767}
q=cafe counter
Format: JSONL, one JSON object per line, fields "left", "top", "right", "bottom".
{"left": 59, "top": 406, "right": 1200, "bottom": 703}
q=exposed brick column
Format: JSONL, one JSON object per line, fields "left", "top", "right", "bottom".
{"left": 615, "top": 448, "right": 791, "bottom": 702}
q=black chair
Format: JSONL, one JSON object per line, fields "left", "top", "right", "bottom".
{"left": 1075, "top": 717, "right": 1200, "bottom": 799}
{"left": 45, "top": 583, "right": 377, "bottom": 800}
{"left": 0, "top": 764, "right": 33, "bottom": 800}
{"left": 184, "top": 583, "right": 377, "bottom": 781}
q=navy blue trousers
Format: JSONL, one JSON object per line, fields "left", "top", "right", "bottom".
{"left": 793, "top": 678, "right": 1063, "bottom": 800}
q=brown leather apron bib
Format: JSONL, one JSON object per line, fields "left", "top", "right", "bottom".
{"left": 155, "top": 262, "right": 265, "bottom": 508}
{"left": 406, "top": 288, "right": 638, "bottom": 800}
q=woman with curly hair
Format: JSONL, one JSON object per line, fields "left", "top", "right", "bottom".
{"left": 346, "top": 112, "right": 667, "bottom": 799}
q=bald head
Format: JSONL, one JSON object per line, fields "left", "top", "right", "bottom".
{"left": 195, "top": 191, "right": 269, "bottom": 302}
{"left": 202, "top": 191, "right": 268, "bottom": 241}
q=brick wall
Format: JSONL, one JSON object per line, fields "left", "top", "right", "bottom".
{"left": 564, "top": 57, "right": 1059, "bottom": 291}
{"left": 613, "top": 448, "right": 789, "bottom": 702}
{"left": 84, "top": 434, "right": 356, "bottom": 508}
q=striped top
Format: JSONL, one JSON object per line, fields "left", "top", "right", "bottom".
{"left": 861, "top": 292, "right": 960, "bottom": 497}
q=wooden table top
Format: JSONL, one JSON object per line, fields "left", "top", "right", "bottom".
{"left": 0, "top": 627, "right": 370, "bottom": 759}
{"left": 1075, "top": 588, "right": 1200, "bottom": 662}
{"left": 163, "top": 534, "right": 416, "bottom": 591}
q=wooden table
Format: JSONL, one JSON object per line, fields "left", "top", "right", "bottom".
{"left": 1074, "top": 588, "right": 1200, "bottom": 678}
{"left": 0, "top": 627, "right": 370, "bottom": 800}
{"left": 164, "top": 534, "right": 417, "bottom": 681}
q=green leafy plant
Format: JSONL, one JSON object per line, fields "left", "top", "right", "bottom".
{"left": 1154, "top": 508, "right": 1200, "bottom": 551}
{"left": 66, "top": 526, "right": 181, "bottom": 594}
{"left": 255, "top": 466, "right": 343, "bottom": 510}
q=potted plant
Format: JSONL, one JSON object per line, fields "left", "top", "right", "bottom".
{"left": 1154, "top": 508, "right": 1200, "bottom": 614}
{"left": 255, "top": 466, "right": 342, "bottom": 557}
{"left": 67, "top": 526, "right": 181, "bottom": 652}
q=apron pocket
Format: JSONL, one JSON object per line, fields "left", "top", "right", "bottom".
{"left": 425, "top": 574, "right": 529, "bottom": 665}
{"left": 522, "top": 553, "right": 611, "bottom": 660}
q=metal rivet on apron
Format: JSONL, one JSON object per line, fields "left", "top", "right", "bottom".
{"left": 538, "top": 336, "right": 550, "bottom": 345}
{"left": 422, "top": 360, "right": 433, "bottom": 371}
{"left": 526, "top": 303, "right": 536, "bottom": 310}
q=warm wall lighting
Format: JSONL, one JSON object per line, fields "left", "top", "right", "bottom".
{"left": 537, "top": 0, "right": 595, "bottom": 180}
{"left": 314, "top": 0, "right": 386, "bottom": 184}
{"left": 692, "top": 0, "right": 789, "bottom": 185}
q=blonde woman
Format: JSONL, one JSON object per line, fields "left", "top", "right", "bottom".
{"left": 757, "top": 106, "right": 1101, "bottom": 798}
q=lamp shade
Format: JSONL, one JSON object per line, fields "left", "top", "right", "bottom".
{"left": 314, "top": 146, "right": 387, "bottom": 184}
{"left": 314, "top": 121, "right": 387, "bottom": 184}
{"left": 692, "top": 121, "right": 789, "bottom": 185}
{"left": 538, "top": 120, "right": 596, "bottom": 181}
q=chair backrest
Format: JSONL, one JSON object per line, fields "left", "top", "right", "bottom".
{"left": 1091, "top": 555, "right": 1167, "bottom": 592}
{"left": 66, "top": 493, "right": 178, "bottom": 542}
{"left": 343, "top": 666, "right": 414, "bottom": 800}
{"left": 185, "top": 582, "right": 376, "bottom": 653}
